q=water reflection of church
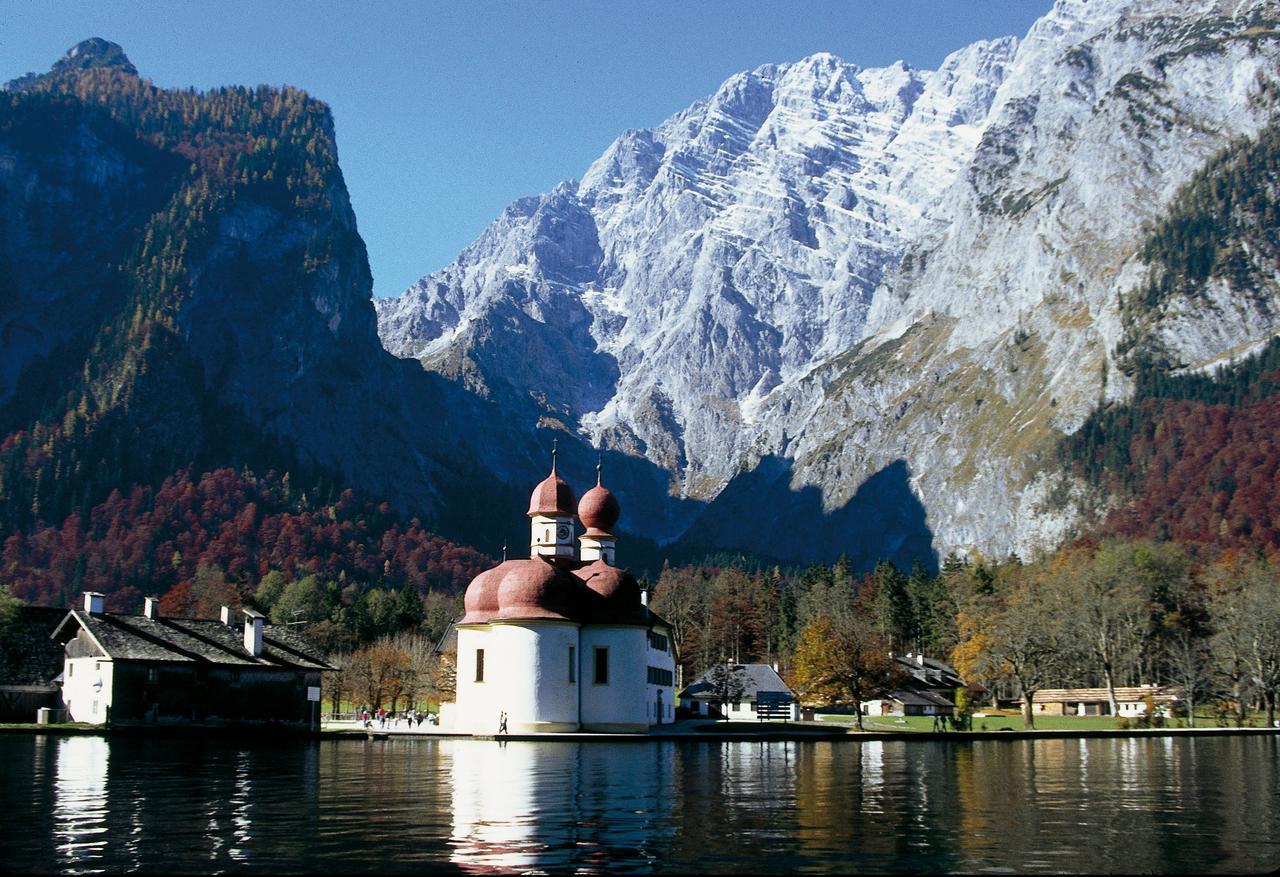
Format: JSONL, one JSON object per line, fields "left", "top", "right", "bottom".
{"left": 449, "top": 740, "right": 678, "bottom": 871}
{"left": 445, "top": 454, "right": 677, "bottom": 734}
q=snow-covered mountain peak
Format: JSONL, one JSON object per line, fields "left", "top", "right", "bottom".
{"left": 377, "top": 0, "right": 1280, "bottom": 562}
{"left": 378, "top": 35, "right": 1022, "bottom": 504}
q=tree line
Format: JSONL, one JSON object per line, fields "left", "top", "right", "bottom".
{"left": 651, "top": 539, "right": 1280, "bottom": 729}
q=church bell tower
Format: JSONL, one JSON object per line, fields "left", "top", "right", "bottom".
{"left": 527, "top": 443, "right": 577, "bottom": 560}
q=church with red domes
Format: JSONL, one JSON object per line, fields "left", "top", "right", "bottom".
{"left": 447, "top": 451, "right": 677, "bottom": 734}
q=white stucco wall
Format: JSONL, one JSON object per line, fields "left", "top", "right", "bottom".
{"left": 494, "top": 621, "right": 580, "bottom": 732}
{"left": 456, "top": 620, "right": 680, "bottom": 734}
{"left": 63, "top": 656, "right": 113, "bottom": 724}
{"left": 455, "top": 626, "right": 496, "bottom": 735}
{"left": 579, "top": 626, "right": 648, "bottom": 732}
{"left": 455, "top": 622, "right": 582, "bottom": 734}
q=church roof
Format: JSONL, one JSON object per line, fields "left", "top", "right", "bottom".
{"left": 467, "top": 459, "right": 660, "bottom": 627}
{"left": 528, "top": 468, "right": 576, "bottom": 517}
{"left": 578, "top": 481, "right": 620, "bottom": 536}
{"left": 459, "top": 557, "right": 653, "bottom": 626}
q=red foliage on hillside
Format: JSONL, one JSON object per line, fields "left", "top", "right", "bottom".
{"left": 1, "top": 468, "right": 491, "bottom": 611}
{"left": 1103, "top": 394, "right": 1280, "bottom": 551}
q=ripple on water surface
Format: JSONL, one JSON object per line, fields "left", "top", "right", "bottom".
{"left": 0, "top": 734, "right": 1277, "bottom": 873}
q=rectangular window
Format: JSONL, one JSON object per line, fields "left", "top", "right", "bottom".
{"left": 648, "top": 631, "right": 669, "bottom": 652}
{"left": 569, "top": 646, "right": 576, "bottom": 683}
{"left": 475, "top": 648, "right": 485, "bottom": 683}
{"left": 646, "top": 667, "right": 673, "bottom": 686}
{"left": 147, "top": 667, "right": 159, "bottom": 684}
{"left": 68, "top": 663, "right": 73, "bottom": 678}
{"left": 594, "top": 647, "right": 608, "bottom": 684}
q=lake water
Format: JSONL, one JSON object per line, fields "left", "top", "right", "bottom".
{"left": 1, "top": 733, "right": 1277, "bottom": 873}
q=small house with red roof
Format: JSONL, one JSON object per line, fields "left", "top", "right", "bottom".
{"left": 448, "top": 451, "right": 676, "bottom": 734}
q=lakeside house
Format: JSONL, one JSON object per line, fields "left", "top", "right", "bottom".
{"left": 447, "top": 455, "right": 677, "bottom": 734}
{"left": 679, "top": 663, "right": 800, "bottom": 720}
{"left": 53, "top": 592, "right": 334, "bottom": 731}
{"left": 861, "top": 652, "right": 968, "bottom": 718}
{"left": 1001, "top": 685, "right": 1180, "bottom": 717}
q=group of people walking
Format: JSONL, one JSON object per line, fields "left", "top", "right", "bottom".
{"left": 356, "top": 705, "right": 435, "bottom": 729}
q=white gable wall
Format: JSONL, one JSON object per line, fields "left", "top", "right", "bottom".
{"left": 63, "top": 656, "right": 113, "bottom": 724}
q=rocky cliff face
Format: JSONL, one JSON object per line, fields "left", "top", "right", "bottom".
{"left": 0, "top": 40, "right": 686, "bottom": 565}
{"left": 379, "top": 0, "right": 1280, "bottom": 566}
{"left": 378, "top": 42, "right": 1019, "bottom": 507}
{"left": 0, "top": 42, "right": 474, "bottom": 538}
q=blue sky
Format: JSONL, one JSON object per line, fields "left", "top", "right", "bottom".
{"left": 3, "top": 1, "right": 1053, "bottom": 298}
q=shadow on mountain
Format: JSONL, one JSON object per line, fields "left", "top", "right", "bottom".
{"left": 411, "top": 374, "right": 701, "bottom": 579}
{"left": 675, "top": 455, "right": 938, "bottom": 575}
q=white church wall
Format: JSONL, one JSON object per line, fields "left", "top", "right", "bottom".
{"left": 579, "top": 626, "right": 648, "bottom": 732}
{"left": 455, "top": 626, "right": 501, "bottom": 735}
{"left": 456, "top": 622, "right": 583, "bottom": 734}
{"left": 491, "top": 621, "right": 580, "bottom": 732}
{"left": 644, "top": 626, "right": 677, "bottom": 725}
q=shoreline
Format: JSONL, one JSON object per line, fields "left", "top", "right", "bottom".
{"left": 5, "top": 721, "right": 1278, "bottom": 743}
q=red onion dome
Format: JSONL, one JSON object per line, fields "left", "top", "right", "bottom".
{"left": 574, "top": 560, "right": 647, "bottom": 624}
{"left": 578, "top": 483, "right": 620, "bottom": 536}
{"left": 577, "top": 561, "right": 636, "bottom": 601}
{"left": 460, "top": 563, "right": 509, "bottom": 624}
{"left": 496, "top": 560, "right": 576, "bottom": 620}
{"left": 528, "top": 470, "right": 576, "bottom": 517}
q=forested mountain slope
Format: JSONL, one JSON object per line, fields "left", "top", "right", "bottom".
{"left": 0, "top": 40, "right": 612, "bottom": 613}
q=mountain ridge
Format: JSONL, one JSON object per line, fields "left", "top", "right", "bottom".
{"left": 378, "top": 0, "right": 1280, "bottom": 565}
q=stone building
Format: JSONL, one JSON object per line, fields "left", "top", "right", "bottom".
{"left": 448, "top": 454, "right": 676, "bottom": 734}
{"left": 53, "top": 592, "right": 333, "bottom": 731}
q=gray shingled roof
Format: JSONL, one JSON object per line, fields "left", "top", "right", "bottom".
{"left": 681, "top": 663, "right": 793, "bottom": 699}
{"left": 0, "top": 606, "right": 67, "bottom": 686}
{"left": 895, "top": 654, "right": 966, "bottom": 690}
{"left": 887, "top": 689, "right": 955, "bottom": 708}
{"left": 53, "top": 610, "right": 333, "bottom": 671}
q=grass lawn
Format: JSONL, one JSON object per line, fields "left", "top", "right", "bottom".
{"left": 816, "top": 710, "right": 1274, "bottom": 732}
{"left": 690, "top": 720, "right": 841, "bottom": 734}
{"left": 819, "top": 713, "right": 1144, "bottom": 732}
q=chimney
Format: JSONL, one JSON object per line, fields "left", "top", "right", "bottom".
{"left": 220, "top": 606, "right": 235, "bottom": 627}
{"left": 243, "top": 609, "right": 264, "bottom": 657}
{"left": 83, "top": 592, "right": 105, "bottom": 615}
{"left": 640, "top": 585, "right": 649, "bottom": 607}
{"left": 143, "top": 596, "right": 159, "bottom": 620}
{"left": 917, "top": 654, "right": 925, "bottom": 667}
